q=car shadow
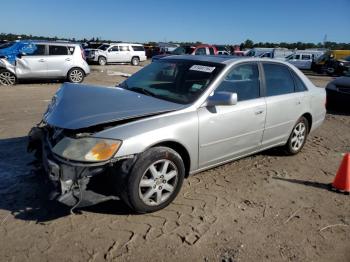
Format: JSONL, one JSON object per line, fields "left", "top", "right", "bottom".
{"left": 0, "top": 136, "right": 133, "bottom": 223}
{"left": 273, "top": 177, "right": 332, "bottom": 191}
{"left": 17, "top": 79, "right": 65, "bottom": 85}
{"left": 326, "top": 109, "right": 350, "bottom": 116}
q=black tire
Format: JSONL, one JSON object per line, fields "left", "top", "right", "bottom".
{"left": 284, "top": 116, "right": 309, "bottom": 155}
{"left": 67, "top": 68, "right": 85, "bottom": 83}
{"left": 98, "top": 56, "right": 107, "bottom": 66}
{"left": 131, "top": 56, "right": 140, "bottom": 66}
{"left": 0, "top": 69, "right": 16, "bottom": 86}
{"left": 122, "top": 146, "right": 185, "bottom": 213}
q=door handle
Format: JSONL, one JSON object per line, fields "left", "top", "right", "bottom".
{"left": 255, "top": 110, "right": 264, "bottom": 115}
{"left": 38, "top": 59, "right": 45, "bottom": 62}
{"left": 296, "top": 101, "right": 301, "bottom": 105}
{"left": 65, "top": 58, "right": 71, "bottom": 61}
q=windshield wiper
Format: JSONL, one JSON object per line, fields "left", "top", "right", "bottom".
{"left": 127, "top": 87, "right": 157, "bottom": 97}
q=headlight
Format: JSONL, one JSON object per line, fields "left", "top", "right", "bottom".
{"left": 339, "top": 62, "right": 344, "bottom": 66}
{"left": 52, "top": 137, "right": 122, "bottom": 162}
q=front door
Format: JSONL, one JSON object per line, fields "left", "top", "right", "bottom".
{"left": 15, "top": 44, "right": 47, "bottom": 78}
{"left": 198, "top": 62, "right": 266, "bottom": 168}
{"left": 106, "top": 46, "right": 121, "bottom": 62}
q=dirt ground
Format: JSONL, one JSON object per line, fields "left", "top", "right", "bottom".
{"left": 0, "top": 64, "right": 349, "bottom": 262}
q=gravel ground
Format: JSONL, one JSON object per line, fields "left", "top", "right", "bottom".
{"left": 0, "top": 64, "right": 349, "bottom": 262}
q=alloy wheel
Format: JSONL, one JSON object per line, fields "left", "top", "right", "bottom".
{"left": 291, "top": 122, "right": 306, "bottom": 151}
{"left": 0, "top": 71, "right": 16, "bottom": 86}
{"left": 69, "top": 69, "right": 83, "bottom": 83}
{"left": 139, "top": 159, "right": 178, "bottom": 206}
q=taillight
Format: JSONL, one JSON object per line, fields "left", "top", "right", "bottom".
{"left": 80, "top": 47, "right": 86, "bottom": 60}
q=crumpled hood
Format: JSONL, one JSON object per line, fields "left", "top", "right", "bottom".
{"left": 43, "top": 83, "right": 184, "bottom": 130}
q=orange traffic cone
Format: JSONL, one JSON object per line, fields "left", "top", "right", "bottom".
{"left": 332, "top": 153, "right": 350, "bottom": 193}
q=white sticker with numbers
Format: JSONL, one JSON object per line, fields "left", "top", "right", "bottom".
{"left": 189, "top": 65, "right": 216, "bottom": 73}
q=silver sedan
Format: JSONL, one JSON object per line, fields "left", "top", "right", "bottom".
{"left": 28, "top": 55, "right": 326, "bottom": 213}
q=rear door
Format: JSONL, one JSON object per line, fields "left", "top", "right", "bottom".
{"left": 15, "top": 44, "right": 48, "bottom": 78}
{"left": 46, "top": 45, "right": 74, "bottom": 77}
{"left": 261, "top": 62, "right": 306, "bottom": 147}
{"left": 118, "top": 45, "right": 132, "bottom": 62}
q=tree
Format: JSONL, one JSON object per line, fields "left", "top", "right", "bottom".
{"left": 244, "top": 39, "right": 254, "bottom": 48}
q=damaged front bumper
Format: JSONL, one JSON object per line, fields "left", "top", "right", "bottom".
{"left": 27, "top": 126, "right": 129, "bottom": 209}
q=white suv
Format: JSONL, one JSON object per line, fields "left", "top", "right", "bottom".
{"left": 85, "top": 43, "right": 147, "bottom": 66}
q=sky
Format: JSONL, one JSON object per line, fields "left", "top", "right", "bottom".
{"left": 1, "top": 0, "right": 349, "bottom": 44}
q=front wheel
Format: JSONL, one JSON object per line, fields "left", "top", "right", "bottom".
{"left": 122, "top": 147, "right": 185, "bottom": 213}
{"left": 98, "top": 56, "right": 107, "bottom": 66}
{"left": 67, "top": 68, "right": 85, "bottom": 83}
{"left": 284, "top": 117, "right": 309, "bottom": 155}
{"left": 0, "top": 69, "right": 16, "bottom": 86}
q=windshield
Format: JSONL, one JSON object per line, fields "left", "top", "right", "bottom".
{"left": 0, "top": 42, "right": 15, "bottom": 49}
{"left": 98, "top": 44, "right": 110, "bottom": 51}
{"left": 171, "top": 47, "right": 186, "bottom": 55}
{"left": 343, "top": 56, "right": 350, "bottom": 62}
{"left": 120, "top": 60, "right": 224, "bottom": 104}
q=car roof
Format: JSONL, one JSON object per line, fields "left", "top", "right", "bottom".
{"left": 108, "top": 43, "right": 143, "bottom": 46}
{"left": 32, "top": 40, "right": 81, "bottom": 46}
{"left": 161, "top": 55, "right": 287, "bottom": 65}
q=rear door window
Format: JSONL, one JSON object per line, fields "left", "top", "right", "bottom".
{"left": 119, "top": 46, "right": 130, "bottom": 51}
{"left": 216, "top": 63, "right": 260, "bottom": 101}
{"left": 49, "top": 45, "right": 69, "bottom": 55}
{"left": 263, "top": 63, "right": 295, "bottom": 96}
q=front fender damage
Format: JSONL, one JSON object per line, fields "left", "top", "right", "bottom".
{"left": 27, "top": 126, "right": 137, "bottom": 211}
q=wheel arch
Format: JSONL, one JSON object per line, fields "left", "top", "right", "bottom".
{"left": 148, "top": 141, "right": 191, "bottom": 178}
{"left": 67, "top": 67, "right": 87, "bottom": 77}
{"left": 301, "top": 112, "right": 312, "bottom": 133}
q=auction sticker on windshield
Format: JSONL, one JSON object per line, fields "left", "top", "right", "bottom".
{"left": 189, "top": 65, "right": 216, "bottom": 73}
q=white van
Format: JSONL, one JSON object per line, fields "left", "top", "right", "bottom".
{"left": 85, "top": 43, "right": 147, "bottom": 66}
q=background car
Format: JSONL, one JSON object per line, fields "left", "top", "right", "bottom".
{"left": 29, "top": 56, "right": 326, "bottom": 213}
{"left": 151, "top": 44, "right": 217, "bottom": 62}
{"left": 0, "top": 41, "right": 90, "bottom": 86}
{"left": 84, "top": 43, "right": 147, "bottom": 66}
{"left": 326, "top": 74, "right": 350, "bottom": 111}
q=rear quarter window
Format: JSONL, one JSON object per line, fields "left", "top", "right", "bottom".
{"left": 291, "top": 71, "right": 308, "bottom": 92}
{"left": 132, "top": 45, "right": 145, "bottom": 51}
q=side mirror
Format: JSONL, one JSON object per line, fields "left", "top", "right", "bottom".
{"left": 205, "top": 91, "right": 237, "bottom": 107}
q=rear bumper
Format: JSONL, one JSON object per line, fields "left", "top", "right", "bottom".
{"left": 27, "top": 127, "right": 120, "bottom": 208}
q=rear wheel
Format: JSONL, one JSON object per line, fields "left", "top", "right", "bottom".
{"left": 98, "top": 56, "right": 107, "bottom": 66}
{"left": 67, "top": 68, "right": 85, "bottom": 83}
{"left": 131, "top": 57, "right": 140, "bottom": 66}
{"left": 122, "top": 147, "right": 185, "bottom": 213}
{"left": 284, "top": 117, "right": 309, "bottom": 155}
{"left": 0, "top": 69, "right": 16, "bottom": 86}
